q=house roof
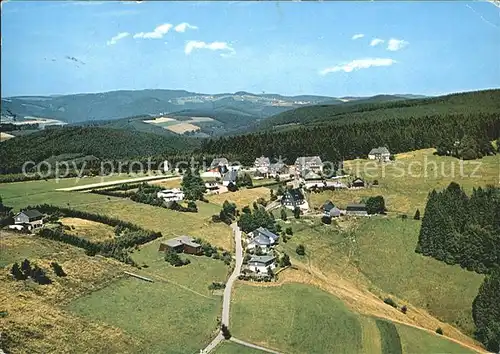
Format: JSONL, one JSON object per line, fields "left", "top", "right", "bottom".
{"left": 210, "top": 157, "right": 229, "bottom": 167}
{"left": 283, "top": 188, "right": 304, "bottom": 201}
{"left": 346, "top": 204, "right": 367, "bottom": 211}
{"left": 329, "top": 207, "right": 341, "bottom": 216}
{"left": 18, "top": 209, "right": 43, "bottom": 218}
{"left": 223, "top": 170, "right": 238, "bottom": 182}
{"left": 248, "top": 255, "right": 276, "bottom": 264}
{"left": 254, "top": 156, "right": 270, "bottom": 166}
{"left": 253, "top": 227, "right": 279, "bottom": 240}
{"left": 302, "top": 170, "right": 321, "bottom": 180}
{"left": 269, "top": 162, "right": 286, "bottom": 172}
{"left": 369, "top": 147, "right": 390, "bottom": 155}
{"left": 163, "top": 235, "right": 201, "bottom": 248}
{"left": 294, "top": 156, "right": 322, "bottom": 166}
{"left": 249, "top": 234, "right": 272, "bottom": 246}
{"left": 322, "top": 200, "right": 335, "bottom": 211}
{"left": 352, "top": 177, "right": 365, "bottom": 184}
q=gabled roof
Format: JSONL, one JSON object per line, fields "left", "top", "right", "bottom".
{"left": 294, "top": 156, "right": 323, "bottom": 166}
{"left": 248, "top": 255, "right": 276, "bottom": 264}
{"left": 254, "top": 156, "right": 270, "bottom": 166}
{"left": 322, "top": 200, "right": 335, "bottom": 211}
{"left": 210, "top": 157, "right": 229, "bottom": 168}
{"left": 352, "top": 177, "right": 365, "bottom": 184}
{"left": 163, "top": 235, "right": 201, "bottom": 248}
{"left": 269, "top": 162, "right": 287, "bottom": 172}
{"left": 249, "top": 234, "right": 272, "bottom": 246}
{"left": 18, "top": 209, "right": 43, "bottom": 218}
{"left": 346, "top": 204, "right": 367, "bottom": 211}
{"left": 329, "top": 207, "right": 341, "bottom": 216}
{"left": 369, "top": 147, "right": 390, "bottom": 155}
{"left": 302, "top": 170, "right": 321, "bottom": 180}
{"left": 253, "top": 227, "right": 279, "bottom": 241}
{"left": 223, "top": 170, "right": 238, "bottom": 182}
{"left": 283, "top": 188, "right": 304, "bottom": 201}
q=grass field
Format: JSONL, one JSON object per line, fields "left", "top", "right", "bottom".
{"left": 215, "top": 341, "right": 266, "bottom": 354}
{"left": 208, "top": 187, "right": 271, "bottom": 208}
{"left": 60, "top": 217, "right": 116, "bottom": 242}
{"left": 68, "top": 239, "right": 229, "bottom": 354}
{"left": 277, "top": 217, "right": 484, "bottom": 337}
{"left": 230, "top": 282, "right": 477, "bottom": 354}
{"left": 231, "top": 283, "right": 364, "bottom": 353}
{"left": 309, "top": 148, "right": 500, "bottom": 214}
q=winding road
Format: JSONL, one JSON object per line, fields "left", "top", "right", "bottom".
{"left": 201, "top": 224, "right": 282, "bottom": 354}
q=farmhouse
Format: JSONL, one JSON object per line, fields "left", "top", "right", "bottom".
{"left": 157, "top": 188, "right": 185, "bottom": 202}
{"left": 322, "top": 201, "right": 341, "bottom": 217}
{"left": 222, "top": 170, "right": 238, "bottom": 187}
{"left": 351, "top": 178, "right": 365, "bottom": 188}
{"left": 247, "top": 227, "right": 279, "bottom": 252}
{"left": 158, "top": 236, "right": 202, "bottom": 255}
{"left": 9, "top": 209, "right": 44, "bottom": 231}
{"left": 247, "top": 255, "right": 277, "bottom": 274}
{"left": 294, "top": 156, "right": 323, "bottom": 173}
{"left": 254, "top": 156, "right": 271, "bottom": 173}
{"left": 281, "top": 188, "right": 305, "bottom": 209}
{"left": 268, "top": 162, "right": 289, "bottom": 178}
{"left": 368, "top": 147, "right": 391, "bottom": 162}
{"left": 209, "top": 157, "right": 229, "bottom": 170}
{"left": 346, "top": 204, "right": 368, "bottom": 216}
{"left": 301, "top": 169, "right": 321, "bottom": 180}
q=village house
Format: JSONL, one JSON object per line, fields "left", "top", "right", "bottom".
{"left": 247, "top": 255, "right": 277, "bottom": 274}
{"left": 222, "top": 170, "right": 238, "bottom": 187}
{"left": 301, "top": 169, "right": 322, "bottom": 180}
{"left": 281, "top": 188, "right": 308, "bottom": 210}
{"left": 157, "top": 188, "right": 185, "bottom": 202}
{"left": 268, "top": 162, "right": 290, "bottom": 178}
{"left": 294, "top": 156, "right": 323, "bottom": 173}
{"left": 368, "top": 147, "right": 391, "bottom": 162}
{"left": 322, "top": 201, "right": 341, "bottom": 217}
{"left": 351, "top": 177, "right": 365, "bottom": 188}
{"left": 346, "top": 204, "right": 368, "bottom": 216}
{"left": 158, "top": 236, "right": 202, "bottom": 255}
{"left": 209, "top": 157, "right": 229, "bottom": 170}
{"left": 247, "top": 227, "right": 279, "bottom": 253}
{"left": 254, "top": 156, "right": 271, "bottom": 174}
{"left": 9, "top": 209, "right": 44, "bottom": 231}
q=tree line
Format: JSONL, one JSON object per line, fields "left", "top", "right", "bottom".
{"left": 415, "top": 183, "right": 500, "bottom": 351}
{"left": 199, "top": 112, "right": 500, "bottom": 165}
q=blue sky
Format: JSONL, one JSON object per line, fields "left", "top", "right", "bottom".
{"left": 1, "top": 1, "right": 499, "bottom": 97}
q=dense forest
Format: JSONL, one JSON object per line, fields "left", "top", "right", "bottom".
{"left": 0, "top": 127, "right": 199, "bottom": 174}
{"left": 416, "top": 183, "right": 500, "bottom": 351}
{"left": 260, "top": 89, "right": 500, "bottom": 128}
{"left": 200, "top": 112, "right": 500, "bottom": 165}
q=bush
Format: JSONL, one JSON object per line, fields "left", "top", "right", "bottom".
{"left": 401, "top": 305, "right": 407, "bottom": 314}
{"left": 321, "top": 215, "right": 332, "bottom": 224}
{"left": 436, "top": 327, "right": 444, "bottom": 335}
{"left": 50, "top": 262, "right": 67, "bottom": 277}
{"left": 413, "top": 209, "right": 421, "bottom": 220}
{"left": 296, "top": 244, "right": 305, "bottom": 256}
{"left": 221, "top": 324, "right": 231, "bottom": 339}
{"left": 383, "top": 297, "right": 398, "bottom": 308}
{"left": 285, "top": 227, "right": 293, "bottom": 235}
{"left": 164, "top": 248, "right": 190, "bottom": 267}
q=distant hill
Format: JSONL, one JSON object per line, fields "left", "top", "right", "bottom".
{"left": 260, "top": 89, "right": 499, "bottom": 129}
{"left": 0, "top": 89, "right": 335, "bottom": 125}
{"left": 0, "top": 127, "right": 198, "bottom": 174}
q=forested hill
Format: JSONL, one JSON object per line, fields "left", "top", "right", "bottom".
{"left": 0, "top": 127, "right": 199, "bottom": 174}
{"left": 260, "top": 89, "right": 500, "bottom": 129}
{"left": 200, "top": 89, "right": 500, "bottom": 165}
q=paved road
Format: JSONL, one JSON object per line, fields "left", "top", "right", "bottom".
{"left": 201, "top": 223, "right": 243, "bottom": 354}
{"left": 55, "top": 175, "right": 179, "bottom": 191}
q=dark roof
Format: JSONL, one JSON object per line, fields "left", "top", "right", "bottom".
{"left": 322, "top": 201, "right": 335, "bottom": 211}
{"left": 162, "top": 236, "right": 201, "bottom": 248}
{"left": 249, "top": 234, "right": 272, "bottom": 246}
{"left": 346, "top": 204, "right": 367, "bottom": 211}
{"left": 19, "top": 209, "right": 43, "bottom": 218}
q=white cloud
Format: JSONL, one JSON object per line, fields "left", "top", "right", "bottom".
{"left": 134, "top": 23, "right": 173, "bottom": 39}
{"left": 174, "top": 22, "right": 198, "bottom": 33}
{"left": 351, "top": 33, "right": 365, "bottom": 40}
{"left": 106, "top": 32, "right": 130, "bottom": 46}
{"left": 320, "top": 58, "right": 397, "bottom": 75}
{"left": 387, "top": 38, "right": 409, "bottom": 51}
{"left": 184, "top": 40, "right": 235, "bottom": 55}
{"left": 370, "top": 38, "right": 384, "bottom": 47}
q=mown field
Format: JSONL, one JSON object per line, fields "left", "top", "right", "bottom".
{"left": 1, "top": 229, "right": 230, "bottom": 354}
{"left": 230, "top": 282, "right": 476, "bottom": 354}
{"left": 277, "top": 217, "right": 484, "bottom": 337}
{"left": 207, "top": 187, "right": 271, "bottom": 208}
{"left": 309, "top": 148, "right": 500, "bottom": 214}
